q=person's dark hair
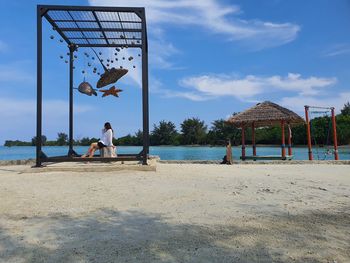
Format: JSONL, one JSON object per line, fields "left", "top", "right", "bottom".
{"left": 104, "top": 122, "right": 113, "bottom": 132}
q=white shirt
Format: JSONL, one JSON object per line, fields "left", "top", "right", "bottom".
{"left": 99, "top": 129, "right": 113, "bottom": 146}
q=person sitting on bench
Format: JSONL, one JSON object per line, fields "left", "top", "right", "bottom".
{"left": 82, "top": 122, "right": 115, "bottom": 158}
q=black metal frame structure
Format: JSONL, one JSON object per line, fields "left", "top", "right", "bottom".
{"left": 36, "top": 5, "right": 149, "bottom": 166}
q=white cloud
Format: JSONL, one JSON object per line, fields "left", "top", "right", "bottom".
{"left": 265, "top": 73, "right": 336, "bottom": 95}
{"left": 323, "top": 44, "right": 350, "bottom": 57}
{"left": 150, "top": 77, "right": 208, "bottom": 101}
{"left": 178, "top": 73, "right": 336, "bottom": 101}
{"left": 280, "top": 92, "right": 350, "bottom": 114}
{"left": 89, "top": 0, "right": 300, "bottom": 50}
{"left": 149, "top": 39, "right": 181, "bottom": 69}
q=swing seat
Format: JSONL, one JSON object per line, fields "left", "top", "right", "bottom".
{"left": 100, "top": 146, "right": 117, "bottom": 158}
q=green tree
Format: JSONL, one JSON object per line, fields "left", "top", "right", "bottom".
{"left": 116, "top": 134, "right": 136, "bottom": 145}
{"left": 290, "top": 124, "right": 307, "bottom": 145}
{"left": 180, "top": 118, "right": 207, "bottom": 145}
{"left": 134, "top": 130, "right": 143, "bottom": 146}
{"left": 31, "top": 135, "right": 47, "bottom": 146}
{"left": 4, "top": 140, "right": 31, "bottom": 146}
{"left": 310, "top": 116, "right": 333, "bottom": 145}
{"left": 56, "top": 132, "right": 68, "bottom": 146}
{"left": 151, "top": 121, "right": 178, "bottom": 145}
{"left": 4, "top": 140, "right": 13, "bottom": 147}
{"left": 341, "top": 102, "right": 350, "bottom": 116}
{"left": 336, "top": 114, "right": 350, "bottom": 145}
{"left": 255, "top": 126, "right": 281, "bottom": 144}
{"left": 79, "top": 137, "right": 91, "bottom": 146}
{"left": 207, "top": 119, "right": 240, "bottom": 145}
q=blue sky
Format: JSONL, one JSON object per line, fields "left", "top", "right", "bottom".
{"left": 1, "top": 0, "right": 350, "bottom": 143}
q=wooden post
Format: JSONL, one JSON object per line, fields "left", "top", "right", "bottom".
{"left": 241, "top": 125, "right": 246, "bottom": 161}
{"left": 331, "top": 107, "right": 339, "bottom": 160}
{"left": 287, "top": 124, "right": 292, "bottom": 156}
{"left": 252, "top": 122, "right": 256, "bottom": 156}
{"left": 226, "top": 140, "right": 233, "bottom": 164}
{"left": 281, "top": 120, "right": 286, "bottom": 159}
{"left": 304, "top": 106, "right": 313, "bottom": 160}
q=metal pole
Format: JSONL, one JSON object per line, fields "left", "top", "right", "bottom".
{"left": 241, "top": 126, "right": 246, "bottom": 161}
{"left": 68, "top": 44, "right": 75, "bottom": 156}
{"left": 141, "top": 10, "right": 149, "bottom": 165}
{"left": 305, "top": 106, "right": 313, "bottom": 160}
{"left": 281, "top": 120, "right": 286, "bottom": 159}
{"left": 288, "top": 124, "right": 292, "bottom": 156}
{"left": 252, "top": 122, "right": 256, "bottom": 156}
{"left": 331, "top": 107, "right": 339, "bottom": 160}
{"left": 36, "top": 6, "right": 43, "bottom": 167}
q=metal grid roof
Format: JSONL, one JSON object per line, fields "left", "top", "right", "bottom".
{"left": 42, "top": 5, "right": 145, "bottom": 48}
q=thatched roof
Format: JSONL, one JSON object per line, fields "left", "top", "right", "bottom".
{"left": 227, "top": 101, "right": 304, "bottom": 127}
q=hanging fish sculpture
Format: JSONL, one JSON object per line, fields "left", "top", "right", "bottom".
{"left": 79, "top": 46, "right": 128, "bottom": 89}
{"left": 78, "top": 82, "right": 97, "bottom": 96}
{"left": 99, "top": 86, "right": 123, "bottom": 98}
{"left": 96, "top": 67, "right": 128, "bottom": 89}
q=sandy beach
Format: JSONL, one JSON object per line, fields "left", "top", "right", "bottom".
{"left": 0, "top": 163, "right": 349, "bottom": 262}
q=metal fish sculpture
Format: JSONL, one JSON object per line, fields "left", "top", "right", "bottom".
{"left": 78, "top": 82, "right": 97, "bottom": 96}
{"left": 99, "top": 86, "right": 123, "bottom": 98}
{"left": 80, "top": 46, "right": 128, "bottom": 89}
{"left": 96, "top": 67, "right": 128, "bottom": 89}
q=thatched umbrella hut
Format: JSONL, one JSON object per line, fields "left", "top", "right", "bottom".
{"left": 227, "top": 101, "right": 304, "bottom": 160}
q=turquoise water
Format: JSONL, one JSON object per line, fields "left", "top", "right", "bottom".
{"left": 0, "top": 146, "right": 349, "bottom": 161}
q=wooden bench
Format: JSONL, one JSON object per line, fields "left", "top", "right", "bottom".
{"left": 240, "top": 155, "right": 293, "bottom": 161}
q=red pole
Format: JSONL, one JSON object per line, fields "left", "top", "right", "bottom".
{"left": 331, "top": 107, "right": 339, "bottom": 160}
{"left": 281, "top": 120, "right": 286, "bottom": 159}
{"left": 305, "top": 106, "right": 313, "bottom": 160}
{"left": 241, "top": 125, "right": 246, "bottom": 161}
{"left": 252, "top": 122, "right": 256, "bottom": 156}
{"left": 288, "top": 124, "right": 292, "bottom": 156}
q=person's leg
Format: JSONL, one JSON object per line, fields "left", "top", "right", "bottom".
{"left": 88, "top": 142, "right": 99, "bottom": 157}
{"left": 221, "top": 155, "right": 227, "bottom": 164}
{"left": 82, "top": 142, "right": 98, "bottom": 158}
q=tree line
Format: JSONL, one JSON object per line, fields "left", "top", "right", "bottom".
{"left": 4, "top": 102, "right": 350, "bottom": 147}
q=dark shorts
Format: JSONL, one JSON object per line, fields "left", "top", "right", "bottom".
{"left": 97, "top": 141, "right": 106, "bottom": 149}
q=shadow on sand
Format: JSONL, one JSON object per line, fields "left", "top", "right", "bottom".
{"left": 0, "top": 207, "right": 349, "bottom": 263}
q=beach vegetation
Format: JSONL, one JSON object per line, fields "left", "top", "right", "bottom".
{"left": 336, "top": 114, "right": 350, "bottom": 145}
{"left": 31, "top": 135, "right": 47, "bottom": 146}
{"left": 4, "top": 140, "right": 31, "bottom": 147}
{"left": 4, "top": 112, "right": 350, "bottom": 147}
{"left": 56, "top": 132, "right": 68, "bottom": 146}
{"left": 180, "top": 118, "right": 207, "bottom": 145}
{"left": 341, "top": 101, "right": 350, "bottom": 116}
{"left": 206, "top": 119, "right": 240, "bottom": 145}
{"left": 150, "top": 121, "right": 178, "bottom": 145}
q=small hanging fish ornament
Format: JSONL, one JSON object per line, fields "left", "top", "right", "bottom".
{"left": 78, "top": 82, "right": 97, "bottom": 96}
